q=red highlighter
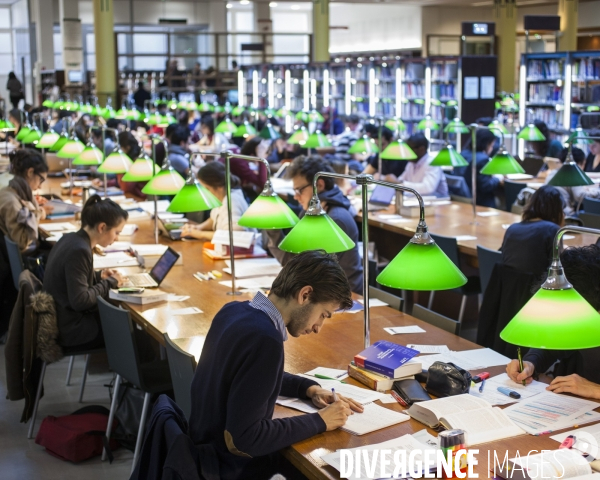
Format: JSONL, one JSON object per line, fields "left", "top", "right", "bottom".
{"left": 472, "top": 372, "right": 490, "bottom": 384}
{"left": 560, "top": 435, "right": 576, "bottom": 449}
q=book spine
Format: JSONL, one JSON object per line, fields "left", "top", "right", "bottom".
{"left": 347, "top": 365, "right": 392, "bottom": 392}
{"left": 362, "top": 359, "right": 395, "bottom": 378}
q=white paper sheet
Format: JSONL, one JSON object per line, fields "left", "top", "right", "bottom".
{"left": 455, "top": 235, "right": 478, "bottom": 241}
{"left": 468, "top": 372, "right": 548, "bottom": 405}
{"left": 341, "top": 403, "right": 410, "bottom": 435}
{"left": 407, "top": 344, "right": 451, "bottom": 354}
{"left": 417, "top": 348, "right": 511, "bottom": 371}
{"left": 358, "top": 298, "right": 389, "bottom": 307}
{"left": 223, "top": 257, "right": 282, "bottom": 278}
{"left": 384, "top": 326, "right": 426, "bottom": 335}
{"left": 304, "top": 367, "right": 348, "bottom": 381}
{"left": 550, "top": 420, "right": 600, "bottom": 454}
{"left": 276, "top": 396, "right": 319, "bottom": 414}
{"left": 41, "top": 222, "right": 78, "bottom": 232}
{"left": 219, "top": 276, "right": 277, "bottom": 290}
{"left": 93, "top": 252, "right": 139, "bottom": 269}
{"left": 303, "top": 375, "right": 385, "bottom": 404}
{"left": 120, "top": 224, "right": 138, "bottom": 236}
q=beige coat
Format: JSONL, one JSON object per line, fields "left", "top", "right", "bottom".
{"left": 0, "top": 185, "right": 43, "bottom": 252}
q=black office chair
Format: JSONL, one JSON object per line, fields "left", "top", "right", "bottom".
{"left": 4, "top": 236, "right": 24, "bottom": 291}
{"left": 368, "top": 286, "right": 403, "bottom": 311}
{"left": 164, "top": 333, "right": 197, "bottom": 420}
{"left": 580, "top": 212, "right": 600, "bottom": 228}
{"left": 583, "top": 197, "right": 600, "bottom": 215}
{"left": 98, "top": 297, "right": 172, "bottom": 472}
{"left": 445, "top": 173, "right": 471, "bottom": 204}
{"left": 412, "top": 304, "right": 460, "bottom": 335}
{"left": 428, "top": 234, "right": 480, "bottom": 324}
{"left": 521, "top": 156, "right": 545, "bottom": 176}
{"left": 503, "top": 180, "right": 527, "bottom": 212}
{"left": 476, "top": 245, "right": 502, "bottom": 297}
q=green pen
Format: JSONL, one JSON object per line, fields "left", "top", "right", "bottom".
{"left": 314, "top": 373, "right": 346, "bottom": 383}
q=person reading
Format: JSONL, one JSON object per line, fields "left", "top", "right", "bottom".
{"left": 188, "top": 250, "right": 363, "bottom": 480}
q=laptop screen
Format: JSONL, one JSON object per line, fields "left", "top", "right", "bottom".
{"left": 149, "top": 247, "right": 180, "bottom": 284}
{"left": 369, "top": 185, "right": 395, "bottom": 206}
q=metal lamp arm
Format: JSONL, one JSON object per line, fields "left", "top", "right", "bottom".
{"left": 188, "top": 151, "right": 220, "bottom": 178}
{"left": 552, "top": 226, "right": 600, "bottom": 261}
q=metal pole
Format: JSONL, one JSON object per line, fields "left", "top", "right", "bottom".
{"left": 152, "top": 138, "right": 158, "bottom": 244}
{"left": 102, "top": 126, "right": 107, "bottom": 198}
{"left": 222, "top": 151, "right": 240, "bottom": 295}
{"left": 359, "top": 176, "right": 370, "bottom": 348}
{"left": 471, "top": 126, "right": 477, "bottom": 223}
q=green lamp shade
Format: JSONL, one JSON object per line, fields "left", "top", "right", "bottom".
{"left": 146, "top": 113, "right": 162, "bottom": 126}
{"left": 233, "top": 122, "right": 257, "bottom": 138}
{"left": 500, "top": 288, "right": 600, "bottom": 349}
{"left": 385, "top": 118, "right": 406, "bottom": 132}
{"left": 167, "top": 183, "right": 222, "bottom": 213}
{"left": 167, "top": 100, "right": 178, "bottom": 110}
{"left": 288, "top": 127, "right": 309, "bottom": 145}
{"left": 348, "top": 136, "right": 379, "bottom": 155}
{"left": 97, "top": 151, "right": 133, "bottom": 173}
{"left": 102, "top": 107, "right": 115, "bottom": 119}
{"left": 304, "top": 131, "right": 332, "bottom": 148}
{"left": 142, "top": 168, "right": 185, "bottom": 195}
{"left": 417, "top": 117, "right": 440, "bottom": 131}
{"left": 276, "top": 108, "right": 289, "bottom": 118}
{"left": 381, "top": 140, "right": 417, "bottom": 160}
{"left": 308, "top": 110, "right": 325, "bottom": 122}
{"left": 42, "top": 99, "right": 54, "bottom": 108}
{"left": 231, "top": 105, "right": 245, "bottom": 116}
{"left": 376, "top": 242, "right": 467, "bottom": 290}
{"left": 215, "top": 118, "right": 237, "bottom": 134}
{"left": 0, "top": 119, "right": 16, "bottom": 132}
{"left": 199, "top": 102, "right": 214, "bottom": 112}
{"left": 489, "top": 120, "right": 509, "bottom": 136}
{"left": 480, "top": 151, "right": 525, "bottom": 175}
{"left": 36, "top": 132, "right": 60, "bottom": 149}
{"left": 238, "top": 195, "right": 300, "bottom": 229}
{"left": 548, "top": 163, "right": 594, "bottom": 187}
{"left": 15, "top": 127, "right": 31, "bottom": 141}
{"left": 295, "top": 111, "right": 309, "bottom": 122}
{"left": 431, "top": 145, "right": 468, "bottom": 167}
{"left": 588, "top": 106, "right": 600, "bottom": 112}
{"left": 278, "top": 214, "right": 355, "bottom": 253}
{"left": 57, "top": 139, "right": 85, "bottom": 158}
{"left": 121, "top": 157, "right": 159, "bottom": 181}
{"left": 73, "top": 145, "right": 104, "bottom": 165}
{"left": 518, "top": 124, "right": 546, "bottom": 141}
{"left": 444, "top": 118, "right": 470, "bottom": 134}
{"left": 263, "top": 108, "right": 276, "bottom": 118}
{"left": 177, "top": 101, "right": 188, "bottom": 109}
{"left": 22, "top": 128, "right": 41, "bottom": 144}
{"left": 259, "top": 124, "right": 280, "bottom": 140}
{"left": 49, "top": 134, "right": 69, "bottom": 152}
{"left": 213, "top": 104, "right": 224, "bottom": 114}
{"left": 186, "top": 101, "right": 198, "bottom": 111}
{"left": 52, "top": 100, "right": 64, "bottom": 109}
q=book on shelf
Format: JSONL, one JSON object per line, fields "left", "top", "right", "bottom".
{"left": 404, "top": 63, "right": 425, "bottom": 81}
{"left": 407, "top": 394, "right": 525, "bottom": 446}
{"left": 496, "top": 449, "right": 596, "bottom": 480}
{"left": 527, "top": 59, "right": 564, "bottom": 80}
{"left": 347, "top": 361, "right": 418, "bottom": 392}
{"left": 354, "top": 340, "right": 419, "bottom": 378}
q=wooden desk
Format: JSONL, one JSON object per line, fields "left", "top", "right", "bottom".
{"left": 39, "top": 180, "right": 596, "bottom": 480}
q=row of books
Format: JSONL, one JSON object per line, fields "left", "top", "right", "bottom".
{"left": 526, "top": 108, "right": 563, "bottom": 130}
{"left": 404, "top": 83, "right": 425, "bottom": 98}
{"left": 401, "top": 103, "right": 425, "bottom": 118}
{"left": 572, "top": 58, "right": 600, "bottom": 80}
{"left": 431, "top": 84, "right": 456, "bottom": 100}
{"left": 376, "top": 83, "right": 396, "bottom": 97}
{"left": 571, "top": 84, "right": 600, "bottom": 103}
{"left": 404, "top": 63, "right": 425, "bottom": 81}
{"left": 528, "top": 83, "right": 563, "bottom": 103}
{"left": 431, "top": 62, "right": 458, "bottom": 81}
{"left": 526, "top": 59, "right": 564, "bottom": 80}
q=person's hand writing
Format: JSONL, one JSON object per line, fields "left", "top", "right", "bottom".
{"left": 506, "top": 359, "right": 535, "bottom": 384}
{"left": 317, "top": 400, "right": 353, "bottom": 431}
{"left": 547, "top": 374, "right": 600, "bottom": 400}
{"left": 307, "top": 386, "right": 364, "bottom": 413}
{"left": 41, "top": 203, "right": 54, "bottom": 216}
{"left": 110, "top": 272, "right": 126, "bottom": 287}
{"left": 101, "top": 268, "right": 117, "bottom": 280}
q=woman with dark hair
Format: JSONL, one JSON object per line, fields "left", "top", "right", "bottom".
{"left": 584, "top": 132, "right": 600, "bottom": 173}
{"left": 117, "top": 131, "right": 148, "bottom": 199}
{"left": 500, "top": 185, "right": 565, "bottom": 278}
{"left": 194, "top": 116, "right": 228, "bottom": 153}
{"left": 6, "top": 72, "right": 23, "bottom": 109}
{"left": 43, "top": 195, "right": 128, "bottom": 348}
{"left": 0, "top": 149, "right": 52, "bottom": 252}
{"left": 180, "top": 162, "right": 255, "bottom": 241}
{"left": 528, "top": 120, "right": 564, "bottom": 159}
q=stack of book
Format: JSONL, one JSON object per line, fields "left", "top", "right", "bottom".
{"left": 347, "top": 340, "right": 422, "bottom": 392}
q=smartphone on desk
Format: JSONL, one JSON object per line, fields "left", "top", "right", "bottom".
{"left": 118, "top": 287, "right": 145, "bottom": 294}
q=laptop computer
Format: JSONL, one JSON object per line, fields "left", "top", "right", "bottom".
{"left": 123, "top": 246, "right": 180, "bottom": 288}
{"left": 367, "top": 185, "right": 395, "bottom": 211}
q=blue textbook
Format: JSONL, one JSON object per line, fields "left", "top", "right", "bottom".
{"left": 354, "top": 341, "right": 420, "bottom": 378}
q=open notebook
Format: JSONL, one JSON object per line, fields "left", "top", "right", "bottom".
{"left": 407, "top": 394, "right": 525, "bottom": 446}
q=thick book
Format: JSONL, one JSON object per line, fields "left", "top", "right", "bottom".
{"left": 109, "top": 289, "right": 169, "bottom": 305}
{"left": 347, "top": 362, "right": 419, "bottom": 392}
{"left": 406, "top": 394, "right": 525, "bottom": 446}
{"left": 354, "top": 340, "right": 419, "bottom": 378}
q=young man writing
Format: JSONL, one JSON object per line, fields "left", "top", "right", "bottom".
{"left": 189, "top": 250, "right": 363, "bottom": 479}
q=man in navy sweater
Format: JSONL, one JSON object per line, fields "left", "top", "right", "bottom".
{"left": 189, "top": 251, "right": 362, "bottom": 479}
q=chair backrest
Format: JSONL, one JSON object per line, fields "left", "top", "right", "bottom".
{"left": 97, "top": 297, "right": 143, "bottom": 388}
{"left": 521, "top": 156, "right": 545, "bottom": 176}
{"left": 429, "top": 233, "right": 460, "bottom": 267}
{"left": 4, "top": 235, "right": 24, "bottom": 291}
{"left": 476, "top": 245, "right": 502, "bottom": 295}
{"left": 368, "top": 259, "right": 377, "bottom": 288}
{"left": 412, "top": 304, "right": 460, "bottom": 335}
{"left": 583, "top": 197, "right": 600, "bottom": 215}
{"left": 368, "top": 286, "right": 402, "bottom": 311}
{"left": 504, "top": 180, "right": 528, "bottom": 212}
{"left": 445, "top": 173, "right": 471, "bottom": 199}
{"left": 579, "top": 212, "right": 600, "bottom": 229}
{"left": 164, "top": 333, "right": 196, "bottom": 420}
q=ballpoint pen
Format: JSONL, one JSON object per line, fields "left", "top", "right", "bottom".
{"left": 332, "top": 388, "right": 338, "bottom": 402}
{"left": 479, "top": 379, "right": 486, "bottom": 393}
{"left": 518, "top": 347, "right": 526, "bottom": 386}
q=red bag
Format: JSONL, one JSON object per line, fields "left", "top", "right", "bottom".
{"left": 35, "top": 406, "right": 119, "bottom": 463}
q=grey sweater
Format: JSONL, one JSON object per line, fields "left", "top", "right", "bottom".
{"left": 43, "top": 229, "right": 117, "bottom": 347}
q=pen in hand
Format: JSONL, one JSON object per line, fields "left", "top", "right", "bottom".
{"left": 518, "top": 347, "right": 526, "bottom": 386}
{"left": 332, "top": 388, "right": 338, "bottom": 402}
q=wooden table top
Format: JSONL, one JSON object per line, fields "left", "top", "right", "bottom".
{"left": 358, "top": 201, "right": 598, "bottom": 258}
{"left": 39, "top": 177, "right": 595, "bottom": 480}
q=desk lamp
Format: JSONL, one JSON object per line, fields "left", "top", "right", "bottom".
{"left": 348, "top": 135, "right": 378, "bottom": 155}
{"left": 431, "top": 117, "right": 470, "bottom": 168}
{"left": 280, "top": 172, "right": 467, "bottom": 348}
{"left": 142, "top": 137, "right": 185, "bottom": 244}
{"left": 15, "top": 110, "right": 32, "bottom": 142}
{"left": 547, "top": 133, "right": 598, "bottom": 187}
{"left": 259, "top": 123, "right": 280, "bottom": 140}
{"left": 167, "top": 152, "right": 221, "bottom": 214}
{"left": 304, "top": 130, "right": 332, "bottom": 150}
{"left": 22, "top": 112, "right": 47, "bottom": 145}
{"left": 72, "top": 126, "right": 104, "bottom": 166}
{"left": 501, "top": 226, "right": 600, "bottom": 380}
{"left": 288, "top": 126, "right": 309, "bottom": 146}
{"left": 36, "top": 130, "right": 60, "bottom": 149}
{"left": 121, "top": 150, "right": 159, "bottom": 182}
{"left": 56, "top": 124, "right": 86, "bottom": 200}
{"left": 517, "top": 124, "right": 546, "bottom": 142}
{"left": 215, "top": 117, "right": 237, "bottom": 134}
{"left": 385, "top": 118, "right": 406, "bottom": 135}
{"left": 0, "top": 100, "right": 15, "bottom": 132}
{"left": 97, "top": 127, "right": 133, "bottom": 197}
{"left": 295, "top": 111, "right": 309, "bottom": 123}
{"left": 199, "top": 101, "right": 214, "bottom": 113}
{"left": 214, "top": 150, "right": 299, "bottom": 295}
{"left": 233, "top": 121, "right": 257, "bottom": 139}
{"left": 231, "top": 105, "right": 245, "bottom": 117}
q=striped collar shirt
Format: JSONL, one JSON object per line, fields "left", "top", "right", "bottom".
{"left": 249, "top": 291, "right": 288, "bottom": 341}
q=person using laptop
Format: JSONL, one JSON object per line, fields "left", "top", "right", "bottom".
{"left": 43, "top": 196, "right": 128, "bottom": 349}
{"left": 264, "top": 155, "right": 364, "bottom": 294}
{"left": 189, "top": 251, "right": 362, "bottom": 480}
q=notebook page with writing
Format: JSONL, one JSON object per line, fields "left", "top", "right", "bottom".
{"left": 440, "top": 407, "right": 525, "bottom": 446}
{"left": 407, "top": 394, "right": 491, "bottom": 427}
{"left": 510, "top": 449, "right": 592, "bottom": 479}
{"left": 341, "top": 403, "right": 410, "bottom": 435}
